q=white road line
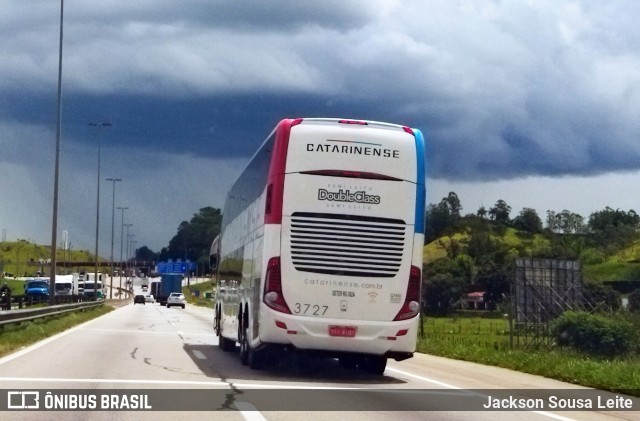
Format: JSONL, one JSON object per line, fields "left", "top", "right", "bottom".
{"left": 387, "top": 367, "right": 578, "bottom": 421}
{"left": 192, "top": 350, "right": 207, "bottom": 360}
{"left": 235, "top": 402, "right": 268, "bottom": 421}
{"left": 0, "top": 377, "right": 229, "bottom": 386}
{"left": 386, "top": 367, "right": 463, "bottom": 389}
{"left": 77, "top": 327, "right": 215, "bottom": 336}
{"left": 0, "top": 377, "right": 359, "bottom": 389}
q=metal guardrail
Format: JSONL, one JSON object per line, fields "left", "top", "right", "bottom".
{"left": 0, "top": 301, "right": 104, "bottom": 329}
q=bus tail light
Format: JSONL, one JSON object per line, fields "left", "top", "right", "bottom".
{"left": 264, "top": 257, "right": 291, "bottom": 314}
{"left": 393, "top": 266, "right": 421, "bottom": 321}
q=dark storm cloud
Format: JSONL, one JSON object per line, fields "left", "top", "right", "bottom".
{"left": 3, "top": 0, "right": 640, "bottom": 250}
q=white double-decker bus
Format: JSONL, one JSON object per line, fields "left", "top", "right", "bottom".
{"left": 210, "top": 118, "right": 426, "bottom": 374}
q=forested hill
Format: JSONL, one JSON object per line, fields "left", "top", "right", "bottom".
{"left": 422, "top": 192, "right": 640, "bottom": 314}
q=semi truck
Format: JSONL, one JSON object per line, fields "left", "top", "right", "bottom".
{"left": 156, "top": 273, "right": 182, "bottom": 306}
{"left": 150, "top": 280, "right": 162, "bottom": 302}
{"left": 54, "top": 274, "right": 74, "bottom": 296}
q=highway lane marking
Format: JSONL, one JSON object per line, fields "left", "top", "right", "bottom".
{"left": 235, "top": 402, "right": 268, "bottom": 421}
{"left": 386, "top": 367, "right": 578, "bottom": 421}
{"left": 0, "top": 376, "right": 230, "bottom": 386}
{"left": 0, "top": 376, "right": 361, "bottom": 390}
{"left": 77, "top": 327, "right": 215, "bottom": 336}
{"left": 386, "top": 367, "right": 461, "bottom": 389}
{"left": 192, "top": 350, "right": 207, "bottom": 360}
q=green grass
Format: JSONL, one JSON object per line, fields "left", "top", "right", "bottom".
{"left": 183, "top": 281, "right": 215, "bottom": 307}
{"left": 1, "top": 239, "right": 99, "bottom": 277}
{"left": 418, "top": 315, "right": 640, "bottom": 394}
{"left": 0, "top": 305, "right": 113, "bottom": 358}
{"left": 583, "top": 261, "right": 640, "bottom": 282}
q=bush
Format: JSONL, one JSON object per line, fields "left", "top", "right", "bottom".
{"left": 580, "top": 248, "right": 605, "bottom": 265}
{"left": 550, "top": 311, "right": 635, "bottom": 357}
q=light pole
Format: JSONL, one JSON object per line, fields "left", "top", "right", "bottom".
{"left": 131, "top": 240, "right": 138, "bottom": 266}
{"left": 124, "top": 224, "right": 133, "bottom": 286}
{"left": 106, "top": 177, "right": 122, "bottom": 299}
{"left": 128, "top": 235, "right": 136, "bottom": 261}
{"left": 49, "top": 0, "right": 64, "bottom": 304}
{"left": 89, "top": 121, "right": 112, "bottom": 300}
{"left": 117, "top": 206, "right": 128, "bottom": 298}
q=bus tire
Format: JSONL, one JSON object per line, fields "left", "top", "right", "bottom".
{"left": 213, "top": 307, "right": 221, "bottom": 336}
{"left": 240, "top": 327, "right": 249, "bottom": 366}
{"left": 240, "top": 326, "right": 262, "bottom": 369}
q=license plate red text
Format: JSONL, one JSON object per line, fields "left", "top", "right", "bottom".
{"left": 329, "top": 325, "right": 357, "bottom": 337}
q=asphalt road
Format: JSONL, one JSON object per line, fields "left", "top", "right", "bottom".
{"left": 0, "top": 297, "right": 637, "bottom": 420}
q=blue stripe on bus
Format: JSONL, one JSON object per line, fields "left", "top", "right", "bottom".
{"left": 413, "top": 129, "right": 426, "bottom": 234}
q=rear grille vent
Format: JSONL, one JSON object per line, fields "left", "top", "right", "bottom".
{"left": 289, "top": 212, "right": 406, "bottom": 278}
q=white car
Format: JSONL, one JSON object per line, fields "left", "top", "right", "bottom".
{"left": 166, "top": 292, "right": 185, "bottom": 309}
{"left": 145, "top": 294, "right": 154, "bottom": 303}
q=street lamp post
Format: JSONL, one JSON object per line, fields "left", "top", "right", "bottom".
{"left": 128, "top": 235, "right": 136, "bottom": 261}
{"left": 124, "top": 224, "right": 133, "bottom": 287}
{"left": 49, "top": 0, "right": 64, "bottom": 304}
{"left": 117, "top": 206, "right": 128, "bottom": 298}
{"left": 89, "top": 121, "right": 112, "bottom": 300}
{"left": 107, "top": 177, "right": 122, "bottom": 299}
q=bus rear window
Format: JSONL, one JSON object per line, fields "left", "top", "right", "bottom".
{"left": 300, "top": 170, "right": 401, "bottom": 181}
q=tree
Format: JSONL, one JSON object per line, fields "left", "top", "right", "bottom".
{"left": 424, "top": 192, "right": 463, "bottom": 242}
{"left": 445, "top": 192, "right": 462, "bottom": 220}
{"left": 488, "top": 200, "right": 511, "bottom": 225}
{"left": 512, "top": 208, "right": 543, "bottom": 234}
{"left": 588, "top": 207, "right": 640, "bottom": 231}
{"left": 422, "top": 272, "right": 466, "bottom": 315}
{"left": 135, "top": 246, "right": 158, "bottom": 261}
{"left": 161, "top": 207, "right": 222, "bottom": 265}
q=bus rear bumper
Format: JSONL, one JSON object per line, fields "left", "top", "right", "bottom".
{"left": 258, "top": 310, "right": 419, "bottom": 358}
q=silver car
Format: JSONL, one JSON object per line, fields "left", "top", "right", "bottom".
{"left": 166, "top": 292, "right": 185, "bottom": 309}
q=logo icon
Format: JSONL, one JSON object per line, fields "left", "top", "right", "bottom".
{"left": 368, "top": 292, "right": 378, "bottom": 303}
{"left": 7, "top": 391, "right": 40, "bottom": 409}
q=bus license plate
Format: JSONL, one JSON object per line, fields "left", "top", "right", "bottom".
{"left": 329, "top": 325, "right": 357, "bottom": 337}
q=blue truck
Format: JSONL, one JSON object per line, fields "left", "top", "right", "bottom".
{"left": 24, "top": 278, "right": 50, "bottom": 300}
{"left": 157, "top": 273, "right": 183, "bottom": 306}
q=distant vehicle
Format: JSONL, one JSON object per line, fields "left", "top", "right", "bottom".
{"left": 166, "top": 292, "right": 185, "bottom": 309}
{"left": 24, "top": 278, "right": 49, "bottom": 299}
{"left": 145, "top": 294, "right": 154, "bottom": 303}
{"left": 78, "top": 279, "right": 104, "bottom": 299}
{"left": 134, "top": 295, "right": 145, "bottom": 305}
{"left": 211, "top": 118, "right": 425, "bottom": 373}
{"left": 54, "top": 275, "right": 74, "bottom": 296}
{"left": 156, "top": 273, "right": 182, "bottom": 306}
{"left": 141, "top": 285, "right": 148, "bottom": 291}
{"left": 150, "top": 281, "right": 161, "bottom": 300}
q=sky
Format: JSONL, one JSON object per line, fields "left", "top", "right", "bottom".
{"left": 1, "top": 0, "right": 640, "bottom": 257}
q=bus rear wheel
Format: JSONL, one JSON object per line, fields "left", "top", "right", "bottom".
{"left": 213, "top": 307, "right": 221, "bottom": 336}
{"left": 240, "top": 327, "right": 262, "bottom": 369}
